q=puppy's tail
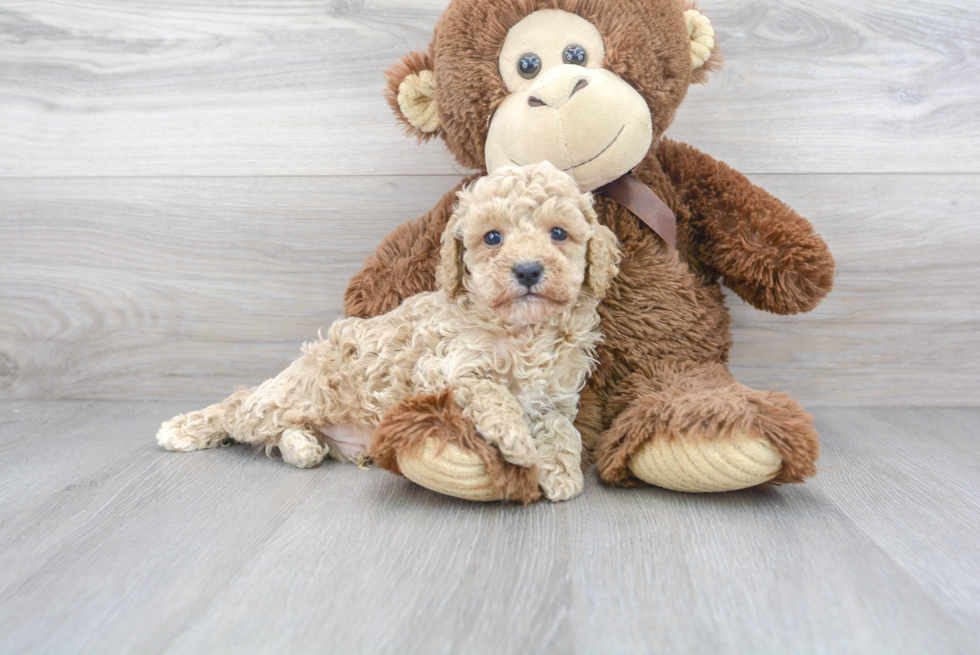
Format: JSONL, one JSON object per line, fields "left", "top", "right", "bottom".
{"left": 156, "top": 388, "right": 250, "bottom": 452}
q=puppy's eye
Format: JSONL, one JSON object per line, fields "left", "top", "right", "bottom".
{"left": 550, "top": 227, "right": 568, "bottom": 242}
{"left": 562, "top": 45, "right": 588, "bottom": 66}
{"left": 518, "top": 53, "right": 542, "bottom": 79}
{"left": 483, "top": 230, "right": 503, "bottom": 246}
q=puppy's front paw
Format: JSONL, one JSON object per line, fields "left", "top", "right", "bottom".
{"left": 538, "top": 465, "right": 584, "bottom": 502}
{"left": 493, "top": 436, "right": 538, "bottom": 469}
{"left": 279, "top": 428, "right": 329, "bottom": 468}
{"left": 477, "top": 422, "right": 538, "bottom": 468}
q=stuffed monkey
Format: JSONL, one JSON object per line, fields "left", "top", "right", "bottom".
{"left": 349, "top": 0, "right": 835, "bottom": 502}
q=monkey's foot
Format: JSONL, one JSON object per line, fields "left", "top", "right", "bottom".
{"left": 372, "top": 389, "right": 541, "bottom": 504}
{"left": 627, "top": 430, "right": 782, "bottom": 493}
{"left": 596, "top": 368, "right": 819, "bottom": 492}
{"left": 397, "top": 438, "right": 502, "bottom": 501}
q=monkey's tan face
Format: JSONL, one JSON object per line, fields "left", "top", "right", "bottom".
{"left": 457, "top": 186, "right": 593, "bottom": 327}
{"left": 485, "top": 10, "right": 654, "bottom": 192}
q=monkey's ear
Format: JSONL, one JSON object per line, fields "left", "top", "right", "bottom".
{"left": 684, "top": 7, "right": 722, "bottom": 84}
{"left": 384, "top": 51, "right": 442, "bottom": 141}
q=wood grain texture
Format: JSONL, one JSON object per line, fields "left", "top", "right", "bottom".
{"left": 812, "top": 408, "right": 980, "bottom": 631}
{"left": 1, "top": 0, "right": 978, "bottom": 177}
{"left": 0, "top": 400, "right": 977, "bottom": 654}
{"left": 2, "top": 174, "right": 978, "bottom": 404}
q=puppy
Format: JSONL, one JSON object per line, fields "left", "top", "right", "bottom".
{"left": 156, "top": 161, "right": 620, "bottom": 501}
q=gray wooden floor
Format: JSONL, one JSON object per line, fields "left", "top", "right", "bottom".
{"left": 1, "top": 400, "right": 977, "bottom": 654}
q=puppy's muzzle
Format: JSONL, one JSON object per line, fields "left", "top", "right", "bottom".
{"left": 513, "top": 262, "right": 544, "bottom": 290}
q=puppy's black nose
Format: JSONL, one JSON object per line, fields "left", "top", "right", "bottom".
{"left": 513, "top": 262, "right": 544, "bottom": 289}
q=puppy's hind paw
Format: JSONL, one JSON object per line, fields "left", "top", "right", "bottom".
{"left": 279, "top": 428, "right": 329, "bottom": 469}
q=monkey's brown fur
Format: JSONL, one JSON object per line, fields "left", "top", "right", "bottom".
{"left": 348, "top": 0, "right": 834, "bottom": 491}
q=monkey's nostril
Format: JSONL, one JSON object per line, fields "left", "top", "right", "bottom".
{"left": 570, "top": 78, "right": 589, "bottom": 97}
{"left": 528, "top": 96, "right": 546, "bottom": 108}
{"left": 513, "top": 262, "right": 544, "bottom": 289}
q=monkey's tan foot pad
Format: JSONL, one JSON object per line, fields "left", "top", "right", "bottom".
{"left": 628, "top": 432, "right": 782, "bottom": 493}
{"left": 397, "top": 438, "right": 504, "bottom": 501}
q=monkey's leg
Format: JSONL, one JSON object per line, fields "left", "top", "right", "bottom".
{"left": 594, "top": 359, "right": 818, "bottom": 492}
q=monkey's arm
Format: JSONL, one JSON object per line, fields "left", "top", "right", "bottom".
{"left": 344, "top": 181, "right": 467, "bottom": 319}
{"left": 658, "top": 139, "right": 835, "bottom": 315}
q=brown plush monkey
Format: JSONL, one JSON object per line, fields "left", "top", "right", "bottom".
{"left": 349, "top": 0, "right": 835, "bottom": 502}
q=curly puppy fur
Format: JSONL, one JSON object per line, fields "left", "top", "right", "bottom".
{"left": 157, "top": 162, "right": 620, "bottom": 502}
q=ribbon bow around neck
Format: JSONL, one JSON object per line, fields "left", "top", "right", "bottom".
{"left": 596, "top": 174, "right": 677, "bottom": 248}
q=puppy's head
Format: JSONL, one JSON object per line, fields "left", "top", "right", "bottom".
{"left": 438, "top": 161, "right": 620, "bottom": 327}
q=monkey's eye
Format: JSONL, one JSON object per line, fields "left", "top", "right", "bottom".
{"left": 562, "top": 44, "right": 588, "bottom": 66}
{"left": 484, "top": 230, "right": 503, "bottom": 246}
{"left": 518, "top": 53, "right": 542, "bottom": 79}
{"left": 550, "top": 227, "right": 568, "bottom": 242}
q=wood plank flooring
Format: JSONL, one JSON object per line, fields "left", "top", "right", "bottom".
{"left": 0, "top": 401, "right": 977, "bottom": 654}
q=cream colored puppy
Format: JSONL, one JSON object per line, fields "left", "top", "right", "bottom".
{"left": 156, "top": 162, "right": 620, "bottom": 501}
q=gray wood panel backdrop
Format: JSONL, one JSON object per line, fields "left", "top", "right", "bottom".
{"left": 2, "top": 0, "right": 979, "bottom": 405}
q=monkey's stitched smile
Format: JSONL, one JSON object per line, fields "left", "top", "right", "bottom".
{"left": 511, "top": 124, "right": 625, "bottom": 172}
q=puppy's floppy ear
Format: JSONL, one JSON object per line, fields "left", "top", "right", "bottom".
{"left": 683, "top": 4, "right": 722, "bottom": 84}
{"left": 384, "top": 51, "right": 442, "bottom": 141}
{"left": 436, "top": 212, "right": 466, "bottom": 299}
{"left": 581, "top": 195, "right": 621, "bottom": 300}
